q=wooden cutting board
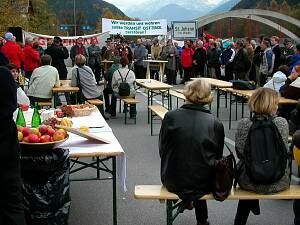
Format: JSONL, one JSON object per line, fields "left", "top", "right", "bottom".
{"left": 56, "top": 125, "right": 111, "bottom": 144}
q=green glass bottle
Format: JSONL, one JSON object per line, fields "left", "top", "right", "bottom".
{"left": 16, "top": 107, "right": 26, "bottom": 127}
{"left": 31, "top": 102, "right": 41, "bottom": 128}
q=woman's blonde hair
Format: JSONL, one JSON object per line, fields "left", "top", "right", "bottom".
{"left": 183, "top": 79, "right": 213, "bottom": 104}
{"left": 74, "top": 54, "right": 86, "bottom": 67}
{"left": 248, "top": 88, "right": 279, "bottom": 115}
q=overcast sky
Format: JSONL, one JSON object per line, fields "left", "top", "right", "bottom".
{"left": 105, "top": 0, "right": 223, "bottom": 11}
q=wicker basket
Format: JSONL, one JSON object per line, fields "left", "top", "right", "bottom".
{"left": 61, "top": 104, "right": 96, "bottom": 117}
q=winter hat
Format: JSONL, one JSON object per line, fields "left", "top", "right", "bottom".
{"left": 4, "top": 32, "right": 13, "bottom": 41}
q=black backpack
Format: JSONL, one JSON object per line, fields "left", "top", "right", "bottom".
{"left": 117, "top": 69, "right": 131, "bottom": 97}
{"left": 244, "top": 116, "right": 287, "bottom": 184}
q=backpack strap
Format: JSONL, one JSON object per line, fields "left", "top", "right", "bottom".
{"left": 117, "top": 69, "right": 131, "bottom": 82}
{"left": 124, "top": 69, "right": 131, "bottom": 81}
{"left": 117, "top": 70, "right": 124, "bottom": 82}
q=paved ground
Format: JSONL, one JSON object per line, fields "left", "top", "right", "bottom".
{"left": 68, "top": 84, "right": 296, "bottom": 225}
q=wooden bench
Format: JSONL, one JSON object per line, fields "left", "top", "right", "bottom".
{"left": 38, "top": 101, "right": 52, "bottom": 109}
{"left": 135, "top": 185, "right": 300, "bottom": 225}
{"left": 86, "top": 99, "right": 104, "bottom": 106}
{"left": 122, "top": 98, "right": 139, "bottom": 124}
{"left": 148, "top": 105, "right": 168, "bottom": 136}
{"left": 169, "top": 90, "right": 186, "bottom": 108}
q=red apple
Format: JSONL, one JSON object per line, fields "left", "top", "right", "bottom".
{"left": 40, "top": 135, "right": 51, "bottom": 143}
{"left": 22, "top": 127, "right": 31, "bottom": 137}
{"left": 53, "top": 131, "right": 65, "bottom": 141}
{"left": 39, "top": 125, "right": 48, "bottom": 135}
{"left": 47, "top": 127, "right": 56, "bottom": 136}
{"left": 28, "top": 134, "right": 40, "bottom": 143}
{"left": 23, "top": 136, "right": 30, "bottom": 143}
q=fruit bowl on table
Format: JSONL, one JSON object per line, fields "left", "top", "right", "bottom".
{"left": 20, "top": 134, "right": 69, "bottom": 151}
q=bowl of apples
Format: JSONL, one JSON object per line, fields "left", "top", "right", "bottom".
{"left": 17, "top": 124, "right": 69, "bottom": 151}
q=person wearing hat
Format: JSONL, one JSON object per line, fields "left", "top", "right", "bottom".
{"left": 44, "top": 36, "right": 69, "bottom": 79}
{"left": 23, "top": 37, "right": 40, "bottom": 79}
{"left": 101, "top": 37, "right": 112, "bottom": 59}
{"left": 293, "top": 130, "right": 300, "bottom": 225}
{"left": 220, "top": 39, "right": 235, "bottom": 81}
{"left": 1, "top": 32, "right": 24, "bottom": 69}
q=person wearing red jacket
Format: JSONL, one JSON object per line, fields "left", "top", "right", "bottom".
{"left": 181, "top": 40, "right": 194, "bottom": 83}
{"left": 1, "top": 32, "right": 24, "bottom": 69}
{"left": 23, "top": 37, "right": 40, "bottom": 79}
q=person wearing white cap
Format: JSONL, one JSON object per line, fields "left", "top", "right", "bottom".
{"left": 1, "top": 32, "right": 24, "bottom": 69}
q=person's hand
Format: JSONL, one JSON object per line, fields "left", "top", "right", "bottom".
{"left": 288, "top": 73, "right": 299, "bottom": 80}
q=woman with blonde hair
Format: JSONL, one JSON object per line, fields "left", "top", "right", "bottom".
{"left": 234, "top": 87, "right": 290, "bottom": 225}
{"left": 159, "top": 79, "right": 224, "bottom": 225}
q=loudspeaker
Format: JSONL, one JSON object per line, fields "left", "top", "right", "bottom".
{"left": 8, "top": 27, "right": 23, "bottom": 43}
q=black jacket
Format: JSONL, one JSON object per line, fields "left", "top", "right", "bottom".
{"left": 159, "top": 104, "right": 224, "bottom": 196}
{"left": 233, "top": 47, "right": 250, "bottom": 73}
{"left": 280, "top": 78, "right": 300, "bottom": 100}
{"left": 44, "top": 44, "right": 69, "bottom": 79}
{"left": 272, "top": 44, "right": 281, "bottom": 73}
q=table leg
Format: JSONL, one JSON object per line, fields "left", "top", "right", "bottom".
{"left": 97, "top": 157, "right": 100, "bottom": 179}
{"left": 160, "top": 63, "right": 165, "bottom": 82}
{"left": 112, "top": 156, "right": 117, "bottom": 225}
{"left": 217, "top": 88, "right": 220, "bottom": 118}
{"left": 146, "top": 63, "right": 150, "bottom": 79}
{"left": 229, "top": 93, "right": 232, "bottom": 130}
{"left": 168, "top": 90, "right": 170, "bottom": 110}
{"left": 235, "top": 94, "right": 238, "bottom": 120}
{"left": 242, "top": 98, "right": 245, "bottom": 118}
{"left": 147, "top": 90, "right": 150, "bottom": 124}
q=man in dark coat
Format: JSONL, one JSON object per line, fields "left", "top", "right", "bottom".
{"left": 44, "top": 37, "right": 69, "bottom": 80}
{"left": 0, "top": 66, "right": 26, "bottom": 225}
{"left": 271, "top": 36, "right": 282, "bottom": 74}
{"left": 233, "top": 40, "right": 251, "bottom": 80}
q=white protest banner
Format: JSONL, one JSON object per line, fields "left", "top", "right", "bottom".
{"left": 102, "top": 18, "right": 167, "bottom": 36}
{"left": 172, "top": 21, "right": 198, "bottom": 39}
{"left": 23, "top": 31, "right": 110, "bottom": 49}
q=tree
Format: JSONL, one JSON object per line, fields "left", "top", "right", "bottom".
{"left": 0, "top": 0, "right": 28, "bottom": 32}
{"left": 28, "top": 0, "right": 57, "bottom": 34}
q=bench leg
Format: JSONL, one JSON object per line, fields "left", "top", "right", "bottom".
{"left": 150, "top": 110, "right": 153, "bottom": 136}
{"left": 124, "top": 103, "right": 128, "bottom": 124}
{"left": 166, "top": 200, "right": 173, "bottom": 225}
{"left": 229, "top": 93, "right": 232, "bottom": 130}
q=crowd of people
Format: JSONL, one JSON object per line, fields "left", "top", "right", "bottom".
{"left": 1, "top": 29, "right": 300, "bottom": 225}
